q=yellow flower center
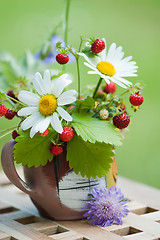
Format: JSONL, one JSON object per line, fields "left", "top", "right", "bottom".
{"left": 97, "top": 61, "right": 115, "bottom": 76}
{"left": 39, "top": 94, "right": 57, "bottom": 116}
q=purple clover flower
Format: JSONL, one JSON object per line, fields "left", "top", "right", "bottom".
{"left": 35, "top": 34, "right": 75, "bottom": 65}
{"left": 82, "top": 186, "right": 129, "bottom": 227}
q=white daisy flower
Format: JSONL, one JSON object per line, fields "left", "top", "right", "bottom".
{"left": 78, "top": 38, "right": 138, "bottom": 88}
{"left": 17, "top": 70, "right": 77, "bottom": 138}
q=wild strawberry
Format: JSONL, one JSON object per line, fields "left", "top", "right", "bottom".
{"left": 68, "top": 105, "right": 75, "bottom": 110}
{"left": 12, "top": 130, "right": 20, "bottom": 140}
{"left": 91, "top": 39, "right": 105, "bottom": 54}
{"left": 104, "top": 82, "right": 117, "bottom": 94}
{"left": 0, "top": 104, "right": 7, "bottom": 117}
{"left": 113, "top": 113, "right": 130, "bottom": 129}
{"left": 59, "top": 127, "right": 74, "bottom": 142}
{"left": 50, "top": 145, "right": 63, "bottom": 155}
{"left": 5, "top": 109, "right": 16, "bottom": 120}
{"left": 7, "top": 90, "right": 18, "bottom": 103}
{"left": 38, "top": 129, "right": 49, "bottom": 137}
{"left": 129, "top": 94, "right": 144, "bottom": 106}
{"left": 56, "top": 53, "right": 69, "bottom": 64}
{"left": 99, "top": 109, "right": 109, "bottom": 120}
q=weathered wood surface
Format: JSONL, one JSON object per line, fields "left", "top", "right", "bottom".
{"left": 0, "top": 169, "right": 159, "bottom": 240}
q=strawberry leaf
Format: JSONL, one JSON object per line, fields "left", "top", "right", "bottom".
{"left": 72, "top": 112, "right": 121, "bottom": 146}
{"left": 14, "top": 130, "right": 57, "bottom": 167}
{"left": 67, "top": 134, "right": 114, "bottom": 178}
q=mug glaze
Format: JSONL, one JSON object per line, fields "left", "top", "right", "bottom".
{"left": 1, "top": 140, "right": 117, "bottom": 220}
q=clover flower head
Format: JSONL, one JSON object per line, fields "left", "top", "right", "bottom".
{"left": 83, "top": 186, "right": 129, "bottom": 227}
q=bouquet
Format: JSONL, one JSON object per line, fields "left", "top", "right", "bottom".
{"left": 0, "top": 0, "right": 144, "bottom": 226}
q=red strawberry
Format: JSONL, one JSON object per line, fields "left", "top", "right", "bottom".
{"left": 91, "top": 39, "right": 105, "bottom": 54}
{"left": 59, "top": 127, "right": 74, "bottom": 142}
{"left": 113, "top": 113, "right": 130, "bottom": 129}
{"left": 38, "top": 129, "right": 49, "bottom": 137}
{"left": 104, "top": 82, "right": 117, "bottom": 94}
{"left": 5, "top": 109, "right": 16, "bottom": 120}
{"left": 0, "top": 104, "right": 7, "bottom": 117}
{"left": 129, "top": 94, "right": 144, "bottom": 106}
{"left": 56, "top": 53, "right": 69, "bottom": 64}
{"left": 12, "top": 130, "right": 20, "bottom": 140}
{"left": 50, "top": 145, "right": 63, "bottom": 155}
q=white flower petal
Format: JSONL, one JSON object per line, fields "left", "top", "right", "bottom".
{"left": 84, "top": 62, "right": 97, "bottom": 71}
{"left": 52, "top": 74, "right": 72, "bottom": 98}
{"left": 114, "top": 75, "right": 132, "bottom": 86}
{"left": 21, "top": 112, "right": 42, "bottom": 130}
{"left": 18, "top": 91, "right": 40, "bottom": 106}
{"left": 111, "top": 77, "right": 128, "bottom": 89}
{"left": 57, "top": 90, "right": 77, "bottom": 102}
{"left": 57, "top": 107, "right": 72, "bottom": 121}
{"left": 30, "top": 126, "right": 37, "bottom": 138}
{"left": 34, "top": 116, "right": 51, "bottom": 133}
{"left": 35, "top": 72, "right": 47, "bottom": 95}
{"left": 98, "top": 38, "right": 107, "bottom": 61}
{"left": 44, "top": 70, "right": 51, "bottom": 94}
{"left": 32, "top": 77, "right": 44, "bottom": 95}
{"left": 58, "top": 96, "right": 76, "bottom": 106}
{"left": 18, "top": 107, "right": 38, "bottom": 116}
{"left": 78, "top": 53, "right": 100, "bottom": 67}
{"left": 51, "top": 112, "right": 63, "bottom": 133}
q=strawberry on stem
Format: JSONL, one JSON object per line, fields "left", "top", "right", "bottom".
{"left": 56, "top": 53, "right": 69, "bottom": 64}
{"left": 113, "top": 113, "right": 130, "bottom": 129}
{"left": 91, "top": 39, "right": 105, "bottom": 54}
{"left": 50, "top": 145, "right": 63, "bottom": 155}
{"left": 129, "top": 94, "right": 144, "bottom": 106}
{"left": 0, "top": 105, "right": 7, "bottom": 117}
{"left": 59, "top": 127, "right": 74, "bottom": 142}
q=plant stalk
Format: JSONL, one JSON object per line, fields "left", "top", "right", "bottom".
{"left": 93, "top": 77, "right": 103, "bottom": 99}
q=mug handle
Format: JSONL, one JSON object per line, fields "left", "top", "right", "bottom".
{"left": 1, "top": 140, "right": 37, "bottom": 197}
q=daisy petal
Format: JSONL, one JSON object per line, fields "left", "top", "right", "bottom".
{"left": 21, "top": 112, "right": 43, "bottom": 130}
{"left": 44, "top": 70, "right": 51, "bottom": 93}
{"left": 32, "top": 77, "right": 44, "bottom": 95}
{"left": 18, "top": 107, "right": 38, "bottom": 116}
{"left": 57, "top": 107, "right": 72, "bottom": 121}
{"left": 18, "top": 91, "right": 40, "bottom": 106}
{"left": 35, "top": 72, "right": 47, "bottom": 95}
{"left": 34, "top": 116, "right": 51, "bottom": 133}
{"left": 57, "top": 90, "right": 77, "bottom": 101}
{"left": 52, "top": 74, "right": 72, "bottom": 97}
{"left": 51, "top": 112, "right": 63, "bottom": 133}
{"left": 58, "top": 96, "right": 76, "bottom": 106}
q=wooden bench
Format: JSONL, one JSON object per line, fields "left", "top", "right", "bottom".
{"left": 0, "top": 169, "right": 160, "bottom": 240}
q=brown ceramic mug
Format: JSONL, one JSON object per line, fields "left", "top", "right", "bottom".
{"left": 1, "top": 140, "right": 117, "bottom": 220}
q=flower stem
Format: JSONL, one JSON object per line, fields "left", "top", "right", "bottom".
{"left": 76, "top": 38, "right": 83, "bottom": 99}
{"left": 0, "top": 126, "right": 18, "bottom": 134}
{"left": 64, "top": 0, "right": 70, "bottom": 46}
{"left": 93, "top": 77, "right": 103, "bottom": 99}
{"left": 7, "top": 96, "right": 26, "bottom": 107}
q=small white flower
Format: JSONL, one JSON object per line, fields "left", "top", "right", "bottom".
{"left": 18, "top": 70, "right": 77, "bottom": 138}
{"left": 78, "top": 38, "right": 138, "bottom": 88}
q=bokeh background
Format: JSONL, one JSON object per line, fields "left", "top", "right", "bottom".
{"left": 0, "top": 0, "right": 159, "bottom": 188}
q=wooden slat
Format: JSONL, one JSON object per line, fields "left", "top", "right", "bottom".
{"left": 0, "top": 171, "right": 160, "bottom": 240}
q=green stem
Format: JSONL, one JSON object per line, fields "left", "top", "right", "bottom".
{"left": 0, "top": 130, "right": 13, "bottom": 140}
{"left": 93, "top": 77, "right": 103, "bottom": 99}
{"left": 7, "top": 96, "right": 26, "bottom": 107}
{"left": 0, "top": 126, "right": 18, "bottom": 134}
{"left": 76, "top": 39, "right": 83, "bottom": 99}
{"left": 64, "top": 0, "right": 70, "bottom": 46}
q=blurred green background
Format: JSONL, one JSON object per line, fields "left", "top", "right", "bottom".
{"left": 0, "top": 0, "right": 160, "bottom": 188}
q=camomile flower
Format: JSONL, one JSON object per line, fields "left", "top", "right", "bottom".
{"left": 78, "top": 38, "right": 138, "bottom": 88}
{"left": 17, "top": 70, "right": 77, "bottom": 138}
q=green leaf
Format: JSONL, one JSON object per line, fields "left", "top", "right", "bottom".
{"left": 74, "top": 96, "right": 95, "bottom": 112}
{"left": 72, "top": 112, "right": 121, "bottom": 146}
{"left": 0, "top": 90, "right": 7, "bottom": 100}
{"left": 67, "top": 135, "right": 114, "bottom": 178}
{"left": 14, "top": 130, "right": 57, "bottom": 167}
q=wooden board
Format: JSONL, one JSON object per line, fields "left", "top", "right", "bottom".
{"left": 0, "top": 169, "right": 160, "bottom": 240}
